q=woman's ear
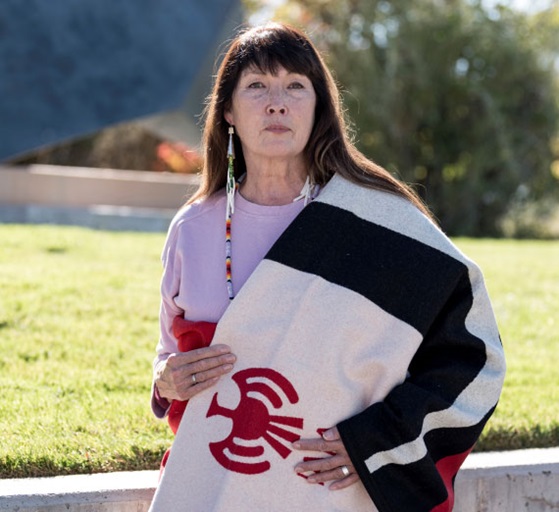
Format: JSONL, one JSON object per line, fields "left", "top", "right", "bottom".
{"left": 224, "top": 110, "right": 234, "bottom": 126}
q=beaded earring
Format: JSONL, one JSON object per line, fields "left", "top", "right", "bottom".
{"left": 225, "top": 125, "right": 236, "bottom": 220}
{"left": 225, "top": 125, "right": 236, "bottom": 300}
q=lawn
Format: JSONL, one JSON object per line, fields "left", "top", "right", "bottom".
{"left": 0, "top": 225, "right": 557, "bottom": 478}
{"left": 0, "top": 225, "right": 172, "bottom": 478}
{"left": 453, "top": 238, "right": 559, "bottom": 451}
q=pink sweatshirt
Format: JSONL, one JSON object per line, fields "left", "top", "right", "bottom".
{"left": 152, "top": 188, "right": 308, "bottom": 417}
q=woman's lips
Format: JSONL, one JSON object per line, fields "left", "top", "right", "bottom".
{"left": 265, "top": 124, "right": 290, "bottom": 133}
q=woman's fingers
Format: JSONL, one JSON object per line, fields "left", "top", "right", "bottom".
{"left": 295, "top": 453, "right": 348, "bottom": 474}
{"left": 328, "top": 473, "right": 360, "bottom": 490}
{"left": 292, "top": 427, "right": 358, "bottom": 490}
{"left": 166, "top": 344, "right": 233, "bottom": 367}
{"left": 155, "top": 345, "right": 236, "bottom": 400}
{"left": 294, "top": 451, "right": 356, "bottom": 490}
{"left": 292, "top": 434, "right": 344, "bottom": 454}
{"left": 298, "top": 461, "right": 358, "bottom": 489}
{"left": 187, "top": 358, "right": 235, "bottom": 386}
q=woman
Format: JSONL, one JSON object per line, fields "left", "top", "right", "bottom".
{"left": 150, "top": 22, "right": 505, "bottom": 512}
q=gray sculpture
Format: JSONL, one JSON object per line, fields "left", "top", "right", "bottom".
{"left": 0, "top": 0, "right": 243, "bottom": 161}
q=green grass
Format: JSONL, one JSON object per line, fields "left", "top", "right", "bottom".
{"left": 0, "top": 225, "right": 557, "bottom": 478}
{"left": 454, "top": 239, "right": 559, "bottom": 451}
{"left": 0, "top": 225, "right": 173, "bottom": 478}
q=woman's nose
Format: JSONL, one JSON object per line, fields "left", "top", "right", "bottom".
{"left": 266, "top": 89, "right": 287, "bottom": 115}
{"left": 266, "top": 104, "right": 287, "bottom": 115}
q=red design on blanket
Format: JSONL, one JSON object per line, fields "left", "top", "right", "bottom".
{"left": 206, "top": 368, "right": 304, "bottom": 474}
{"left": 167, "top": 317, "right": 217, "bottom": 435}
{"left": 430, "top": 447, "right": 473, "bottom": 511}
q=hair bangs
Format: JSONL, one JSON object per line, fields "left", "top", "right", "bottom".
{"left": 234, "top": 26, "right": 320, "bottom": 80}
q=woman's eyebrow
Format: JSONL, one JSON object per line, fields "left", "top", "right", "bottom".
{"left": 243, "top": 68, "right": 307, "bottom": 78}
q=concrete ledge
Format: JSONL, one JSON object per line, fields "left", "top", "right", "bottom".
{"left": 0, "top": 164, "right": 199, "bottom": 210}
{"left": 0, "top": 164, "right": 200, "bottom": 231}
{"left": 0, "top": 470, "right": 158, "bottom": 512}
{"left": 0, "top": 204, "right": 176, "bottom": 232}
{"left": 455, "top": 447, "right": 559, "bottom": 512}
{"left": 1, "top": 448, "right": 558, "bottom": 511}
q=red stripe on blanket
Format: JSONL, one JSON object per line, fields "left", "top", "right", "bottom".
{"left": 160, "top": 317, "right": 217, "bottom": 477}
{"left": 430, "top": 448, "right": 472, "bottom": 512}
{"left": 167, "top": 317, "right": 217, "bottom": 434}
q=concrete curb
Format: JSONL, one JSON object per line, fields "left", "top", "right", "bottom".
{"left": 0, "top": 164, "right": 199, "bottom": 210}
{"left": 0, "top": 471, "right": 157, "bottom": 512}
{"left": 455, "top": 447, "right": 559, "bottom": 511}
{"left": 1, "top": 448, "right": 558, "bottom": 511}
{"left": 0, "top": 164, "right": 200, "bottom": 233}
{"left": 0, "top": 204, "right": 176, "bottom": 232}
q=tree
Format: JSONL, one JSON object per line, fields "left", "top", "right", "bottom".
{"left": 272, "top": 0, "right": 559, "bottom": 236}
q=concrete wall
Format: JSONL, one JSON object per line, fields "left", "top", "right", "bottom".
{"left": 0, "top": 471, "right": 155, "bottom": 512}
{"left": 0, "top": 164, "right": 199, "bottom": 231}
{"left": 455, "top": 448, "right": 559, "bottom": 512}
{"left": 0, "top": 165, "right": 199, "bottom": 209}
{"left": 1, "top": 449, "right": 558, "bottom": 511}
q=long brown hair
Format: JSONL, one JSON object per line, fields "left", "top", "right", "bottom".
{"left": 190, "top": 22, "right": 432, "bottom": 219}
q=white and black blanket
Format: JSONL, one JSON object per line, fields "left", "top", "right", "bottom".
{"left": 150, "top": 174, "right": 506, "bottom": 512}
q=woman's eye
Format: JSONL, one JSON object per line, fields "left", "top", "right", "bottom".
{"left": 288, "top": 82, "right": 304, "bottom": 89}
{"left": 248, "top": 82, "right": 265, "bottom": 89}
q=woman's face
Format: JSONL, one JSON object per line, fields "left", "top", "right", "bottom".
{"left": 224, "top": 65, "right": 316, "bottom": 167}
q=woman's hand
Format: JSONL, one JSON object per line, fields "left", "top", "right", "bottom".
{"left": 155, "top": 344, "right": 236, "bottom": 401}
{"left": 292, "top": 427, "right": 360, "bottom": 490}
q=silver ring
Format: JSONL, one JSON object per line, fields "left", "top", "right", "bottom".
{"left": 191, "top": 373, "right": 197, "bottom": 385}
{"left": 340, "top": 465, "right": 350, "bottom": 477}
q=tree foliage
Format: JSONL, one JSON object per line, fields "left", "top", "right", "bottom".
{"left": 273, "top": 0, "right": 559, "bottom": 235}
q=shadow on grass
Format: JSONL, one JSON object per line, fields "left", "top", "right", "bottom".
{"left": 0, "top": 445, "right": 167, "bottom": 479}
{"left": 3, "top": 426, "right": 559, "bottom": 479}
{"left": 475, "top": 424, "right": 559, "bottom": 452}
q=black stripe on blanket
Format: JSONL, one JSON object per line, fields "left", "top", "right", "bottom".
{"left": 365, "top": 410, "right": 494, "bottom": 512}
{"left": 267, "top": 200, "right": 494, "bottom": 512}
{"left": 267, "top": 201, "right": 488, "bottom": 412}
{"left": 267, "top": 201, "right": 466, "bottom": 337}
